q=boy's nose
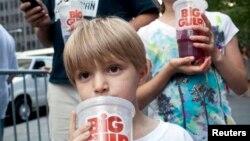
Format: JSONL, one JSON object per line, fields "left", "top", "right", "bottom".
{"left": 93, "top": 74, "right": 109, "bottom": 94}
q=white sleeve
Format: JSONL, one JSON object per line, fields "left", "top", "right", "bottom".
{"left": 221, "top": 13, "right": 239, "bottom": 45}
{"left": 7, "top": 34, "right": 18, "bottom": 70}
{"left": 137, "top": 27, "right": 151, "bottom": 60}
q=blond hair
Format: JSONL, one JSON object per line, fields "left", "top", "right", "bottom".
{"left": 63, "top": 17, "right": 146, "bottom": 86}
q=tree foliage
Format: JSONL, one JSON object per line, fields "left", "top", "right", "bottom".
{"left": 207, "top": 0, "right": 250, "bottom": 47}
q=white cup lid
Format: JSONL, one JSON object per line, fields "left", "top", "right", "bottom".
{"left": 76, "top": 96, "right": 136, "bottom": 117}
{"left": 173, "top": 0, "right": 208, "bottom": 12}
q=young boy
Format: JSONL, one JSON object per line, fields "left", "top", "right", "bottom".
{"left": 63, "top": 17, "right": 193, "bottom": 141}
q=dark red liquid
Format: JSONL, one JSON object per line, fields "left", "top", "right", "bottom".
{"left": 177, "top": 29, "right": 205, "bottom": 60}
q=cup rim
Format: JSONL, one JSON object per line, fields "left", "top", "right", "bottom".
{"left": 76, "top": 96, "right": 136, "bottom": 117}
{"left": 57, "top": 0, "right": 83, "bottom": 11}
{"left": 173, "top": 0, "right": 208, "bottom": 12}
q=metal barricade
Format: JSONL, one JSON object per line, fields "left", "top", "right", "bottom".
{"left": 0, "top": 70, "right": 50, "bottom": 141}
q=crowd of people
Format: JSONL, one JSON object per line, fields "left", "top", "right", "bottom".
{"left": 20, "top": 0, "right": 159, "bottom": 140}
{"left": 0, "top": 0, "right": 249, "bottom": 141}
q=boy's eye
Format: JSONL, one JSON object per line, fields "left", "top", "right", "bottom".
{"left": 108, "top": 66, "right": 120, "bottom": 73}
{"left": 79, "top": 72, "right": 90, "bottom": 79}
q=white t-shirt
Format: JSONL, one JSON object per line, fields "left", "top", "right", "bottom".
{"left": 135, "top": 121, "right": 193, "bottom": 141}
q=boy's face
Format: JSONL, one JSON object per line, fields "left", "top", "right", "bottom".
{"left": 74, "top": 59, "right": 143, "bottom": 103}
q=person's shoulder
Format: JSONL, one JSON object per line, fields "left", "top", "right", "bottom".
{"left": 139, "top": 19, "right": 159, "bottom": 29}
{"left": 0, "top": 25, "right": 11, "bottom": 39}
{"left": 138, "top": 19, "right": 160, "bottom": 35}
{"left": 205, "top": 11, "right": 231, "bottom": 21}
{"left": 0, "top": 24, "right": 6, "bottom": 34}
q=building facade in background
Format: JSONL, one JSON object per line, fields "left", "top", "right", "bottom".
{"left": 0, "top": 0, "right": 43, "bottom": 52}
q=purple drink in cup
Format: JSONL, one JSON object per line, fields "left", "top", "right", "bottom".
{"left": 177, "top": 29, "right": 205, "bottom": 60}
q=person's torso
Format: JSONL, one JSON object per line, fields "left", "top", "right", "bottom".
{"left": 138, "top": 12, "right": 238, "bottom": 141}
{"left": 0, "top": 25, "right": 17, "bottom": 89}
{"left": 45, "top": 0, "right": 158, "bottom": 84}
{"left": 0, "top": 25, "right": 17, "bottom": 118}
{"left": 54, "top": 0, "right": 136, "bottom": 21}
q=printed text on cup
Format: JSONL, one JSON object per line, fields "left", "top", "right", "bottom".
{"left": 178, "top": 7, "right": 203, "bottom": 27}
{"left": 86, "top": 113, "right": 130, "bottom": 141}
{"left": 66, "top": 10, "right": 83, "bottom": 26}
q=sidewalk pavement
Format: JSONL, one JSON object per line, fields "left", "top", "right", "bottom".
{"left": 4, "top": 116, "right": 50, "bottom": 141}
{"left": 227, "top": 91, "right": 250, "bottom": 124}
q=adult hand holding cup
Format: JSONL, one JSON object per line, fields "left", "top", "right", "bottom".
{"left": 76, "top": 96, "right": 135, "bottom": 141}
{"left": 58, "top": 0, "right": 83, "bottom": 43}
{"left": 173, "top": 0, "right": 208, "bottom": 62}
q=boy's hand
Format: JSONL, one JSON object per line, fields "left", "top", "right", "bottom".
{"left": 20, "top": 0, "right": 51, "bottom": 27}
{"left": 69, "top": 111, "right": 91, "bottom": 141}
{"left": 168, "top": 56, "right": 212, "bottom": 75}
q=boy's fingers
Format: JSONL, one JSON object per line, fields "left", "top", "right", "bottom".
{"left": 69, "top": 111, "right": 77, "bottom": 140}
{"left": 73, "top": 131, "right": 91, "bottom": 141}
{"left": 73, "top": 122, "right": 91, "bottom": 137}
{"left": 69, "top": 112, "right": 92, "bottom": 141}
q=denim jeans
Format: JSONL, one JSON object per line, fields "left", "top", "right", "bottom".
{"left": 0, "top": 118, "right": 4, "bottom": 141}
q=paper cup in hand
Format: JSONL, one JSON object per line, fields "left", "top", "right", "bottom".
{"left": 173, "top": 0, "right": 208, "bottom": 61}
{"left": 76, "top": 96, "right": 135, "bottom": 141}
{"left": 58, "top": 0, "right": 83, "bottom": 43}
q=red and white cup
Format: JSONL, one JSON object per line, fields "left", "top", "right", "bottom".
{"left": 173, "top": 0, "right": 208, "bottom": 61}
{"left": 76, "top": 96, "right": 135, "bottom": 141}
{"left": 57, "top": 0, "right": 83, "bottom": 43}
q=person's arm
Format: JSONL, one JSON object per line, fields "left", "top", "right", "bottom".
{"left": 129, "top": 12, "right": 159, "bottom": 31}
{"left": 211, "top": 36, "right": 247, "bottom": 95}
{"left": 136, "top": 60, "right": 174, "bottom": 109}
{"left": 69, "top": 111, "right": 91, "bottom": 141}
{"left": 191, "top": 14, "right": 247, "bottom": 95}
{"left": 137, "top": 56, "right": 212, "bottom": 109}
{"left": 6, "top": 29, "right": 18, "bottom": 84}
{"left": 35, "top": 26, "right": 52, "bottom": 47}
{"left": 20, "top": 0, "right": 53, "bottom": 47}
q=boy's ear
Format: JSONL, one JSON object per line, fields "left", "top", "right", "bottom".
{"left": 138, "top": 60, "right": 151, "bottom": 86}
